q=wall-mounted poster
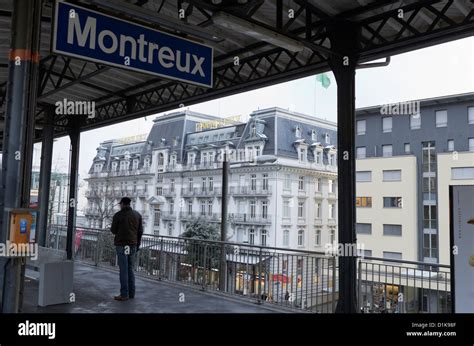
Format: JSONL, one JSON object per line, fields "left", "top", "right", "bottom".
{"left": 450, "top": 185, "right": 474, "bottom": 313}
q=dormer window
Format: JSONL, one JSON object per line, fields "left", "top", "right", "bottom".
{"left": 311, "top": 130, "right": 317, "bottom": 141}
{"left": 299, "top": 148, "right": 307, "bottom": 162}
{"left": 132, "top": 159, "right": 139, "bottom": 170}
{"left": 144, "top": 157, "right": 151, "bottom": 168}
{"left": 187, "top": 152, "right": 195, "bottom": 165}
{"left": 324, "top": 133, "right": 330, "bottom": 144}
{"left": 157, "top": 153, "right": 164, "bottom": 166}
{"left": 250, "top": 124, "right": 257, "bottom": 137}
{"left": 112, "top": 161, "right": 118, "bottom": 171}
{"left": 169, "top": 154, "right": 177, "bottom": 166}
{"left": 295, "top": 126, "right": 302, "bottom": 138}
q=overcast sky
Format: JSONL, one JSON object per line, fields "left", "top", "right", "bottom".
{"left": 34, "top": 36, "right": 473, "bottom": 188}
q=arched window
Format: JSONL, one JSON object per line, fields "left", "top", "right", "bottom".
{"left": 249, "top": 229, "right": 255, "bottom": 245}
{"left": 295, "top": 126, "right": 301, "bottom": 138}
{"left": 297, "top": 229, "right": 304, "bottom": 247}
{"left": 157, "top": 153, "right": 164, "bottom": 166}
{"left": 260, "top": 229, "right": 267, "bottom": 246}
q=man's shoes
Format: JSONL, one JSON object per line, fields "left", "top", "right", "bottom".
{"left": 114, "top": 295, "right": 129, "bottom": 301}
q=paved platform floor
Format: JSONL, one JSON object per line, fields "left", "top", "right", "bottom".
{"left": 22, "top": 263, "right": 283, "bottom": 313}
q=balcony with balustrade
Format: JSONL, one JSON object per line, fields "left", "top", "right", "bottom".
{"left": 229, "top": 185, "right": 272, "bottom": 196}
{"left": 229, "top": 213, "right": 272, "bottom": 225}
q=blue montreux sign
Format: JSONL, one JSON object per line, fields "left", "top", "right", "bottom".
{"left": 52, "top": 1, "right": 214, "bottom": 88}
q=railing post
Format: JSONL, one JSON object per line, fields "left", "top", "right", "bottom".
{"left": 201, "top": 244, "right": 208, "bottom": 291}
{"left": 358, "top": 258, "right": 362, "bottom": 312}
{"left": 332, "top": 256, "right": 337, "bottom": 313}
{"left": 158, "top": 238, "right": 164, "bottom": 280}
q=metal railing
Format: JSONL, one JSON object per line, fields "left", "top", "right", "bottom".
{"left": 48, "top": 225, "right": 451, "bottom": 314}
{"left": 229, "top": 186, "right": 272, "bottom": 195}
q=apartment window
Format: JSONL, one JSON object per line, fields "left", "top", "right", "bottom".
{"left": 469, "top": 138, "right": 474, "bottom": 151}
{"left": 207, "top": 200, "right": 213, "bottom": 216}
{"left": 167, "top": 223, "right": 173, "bottom": 236}
{"left": 187, "top": 200, "right": 193, "bottom": 215}
{"left": 315, "top": 229, "right": 321, "bottom": 246}
{"left": 382, "top": 145, "right": 392, "bottom": 157}
{"left": 447, "top": 139, "right": 454, "bottom": 152}
{"left": 422, "top": 141, "right": 436, "bottom": 173}
{"left": 297, "top": 230, "right": 304, "bottom": 247}
{"left": 404, "top": 143, "right": 410, "bottom": 153}
{"left": 201, "top": 177, "right": 206, "bottom": 191}
{"left": 157, "top": 174, "right": 163, "bottom": 183}
{"left": 363, "top": 250, "right": 372, "bottom": 259}
{"left": 249, "top": 229, "right": 255, "bottom": 245}
{"left": 283, "top": 199, "right": 290, "bottom": 218}
{"left": 156, "top": 187, "right": 163, "bottom": 195}
{"left": 356, "top": 197, "right": 372, "bottom": 208}
{"left": 188, "top": 178, "right": 193, "bottom": 191}
{"left": 383, "top": 224, "right": 402, "bottom": 236}
{"left": 255, "top": 146, "right": 261, "bottom": 157}
{"left": 435, "top": 110, "right": 447, "bottom": 127}
{"left": 250, "top": 201, "right": 256, "bottom": 218}
{"left": 262, "top": 174, "right": 269, "bottom": 190}
{"left": 329, "top": 153, "right": 336, "bottom": 166}
{"left": 423, "top": 232, "right": 438, "bottom": 259}
{"left": 200, "top": 200, "right": 206, "bottom": 216}
{"left": 311, "top": 130, "right": 317, "bottom": 141}
{"left": 153, "top": 207, "right": 161, "bottom": 226}
{"left": 356, "top": 120, "right": 366, "bottom": 135}
{"left": 315, "top": 150, "right": 323, "bottom": 164}
{"left": 356, "top": 147, "right": 366, "bottom": 159}
{"left": 330, "top": 229, "right": 336, "bottom": 244}
{"left": 384, "top": 197, "right": 403, "bottom": 208}
{"left": 469, "top": 107, "right": 474, "bottom": 124}
{"left": 144, "top": 180, "right": 148, "bottom": 193}
{"left": 299, "top": 148, "right": 307, "bottom": 162}
{"left": 298, "top": 201, "right": 305, "bottom": 218}
{"left": 169, "top": 200, "right": 174, "bottom": 215}
{"left": 284, "top": 174, "right": 291, "bottom": 190}
{"left": 315, "top": 202, "right": 321, "bottom": 218}
{"left": 170, "top": 179, "right": 175, "bottom": 192}
{"left": 262, "top": 201, "right": 268, "bottom": 219}
{"left": 410, "top": 114, "right": 421, "bottom": 129}
{"left": 283, "top": 229, "right": 289, "bottom": 247}
{"left": 452, "top": 167, "right": 474, "bottom": 180}
{"left": 250, "top": 124, "right": 256, "bottom": 136}
{"left": 356, "top": 171, "right": 372, "bottom": 182}
{"left": 423, "top": 205, "right": 437, "bottom": 229}
{"left": 356, "top": 223, "right": 372, "bottom": 235}
{"left": 383, "top": 170, "right": 401, "bottom": 181}
{"left": 208, "top": 177, "right": 214, "bottom": 191}
{"left": 260, "top": 229, "right": 267, "bottom": 246}
{"left": 382, "top": 117, "right": 392, "bottom": 133}
{"left": 329, "top": 203, "right": 336, "bottom": 219}
{"left": 325, "top": 133, "right": 330, "bottom": 144}
{"left": 328, "top": 179, "right": 335, "bottom": 193}
{"left": 251, "top": 174, "right": 257, "bottom": 191}
{"left": 315, "top": 178, "right": 322, "bottom": 191}
{"left": 298, "top": 176, "right": 305, "bottom": 191}
{"left": 383, "top": 251, "right": 402, "bottom": 260}
{"left": 295, "top": 126, "right": 301, "bottom": 138}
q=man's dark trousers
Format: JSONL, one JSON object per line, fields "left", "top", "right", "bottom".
{"left": 116, "top": 245, "right": 137, "bottom": 298}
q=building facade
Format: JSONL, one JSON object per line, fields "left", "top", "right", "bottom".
{"left": 355, "top": 93, "right": 474, "bottom": 264}
{"left": 85, "top": 108, "right": 338, "bottom": 251}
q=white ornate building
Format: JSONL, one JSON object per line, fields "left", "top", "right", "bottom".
{"left": 85, "top": 107, "right": 338, "bottom": 251}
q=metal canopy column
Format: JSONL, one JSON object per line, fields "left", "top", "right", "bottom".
{"left": 66, "top": 118, "right": 81, "bottom": 260}
{"left": 0, "top": 0, "right": 42, "bottom": 312}
{"left": 328, "top": 20, "right": 360, "bottom": 314}
{"left": 37, "top": 108, "right": 55, "bottom": 247}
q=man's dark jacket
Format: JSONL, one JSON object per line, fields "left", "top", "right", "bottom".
{"left": 110, "top": 206, "right": 143, "bottom": 248}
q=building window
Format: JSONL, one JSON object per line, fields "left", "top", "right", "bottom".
{"left": 383, "top": 169, "right": 401, "bottom": 181}
{"left": 297, "top": 230, "right": 304, "bottom": 247}
{"left": 315, "top": 178, "right": 322, "bottom": 192}
{"left": 249, "top": 229, "right": 255, "bottom": 245}
{"left": 299, "top": 148, "right": 307, "bottom": 162}
{"left": 284, "top": 174, "right": 291, "bottom": 190}
{"left": 356, "top": 223, "right": 372, "bottom": 235}
{"left": 260, "top": 229, "right": 267, "bottom": 246}
{"left": 207, "top": 200, "right": 213, "bottom": 216}
{"left": 330, "top": 229, "right": 336, "bottom": 244}
{"left": 324, "top": 133, "right": 330, "bottom": 144}
{"left": 250, "top": 124, "right": 257, "bottom": 136}
{"left": 315, "top": 229, "right": 321, "bottom": 246}
{"left": 383, "top": 197, "right": 403, "bottom": 208}
{"left": 154, "top": 207, "right": 161, "bottom": 226}
{"left": 157, "top": 174, "right": 163, "bottom": 183}
{"left": 262, "top": 174, "right": 269, "bottom": 190}
{"left": 328, "top": 179, "right": 335, "bottom": 193}
{"left": 315, "top": 150, "right": 323, "bottom": 164}
{"left": 356, "top": 147, "right": 366, "bottom": 159}
{"left": 262, "top": 201, "right": 268, "bottom": 219}
{"left": 250, "top": 201, "right": 256, "bottom": 218}
{"left": 298, "top": 201, "right": 305, "bottom": 218}
{"left": 383, "top": 251, "right": 402, "bottom": 260}
{"left": 422, "top": 141, "right": 436, "bottom": 173}
{"left": 383, "top": 224, "right": 402, "bottom": 236}
{"left": 447, "top": 139, "right": 454, "bottom": 152}
{"left": 410, "top": 114, "right": 421, "bottom": 129}
{"left": 356, "top": 197, "right": 372, "bottom": 208}
{"left": 208, "top": 177, "right": 214, "bottom": 191}
{"left": 404, "top": 143, "right": 410, "bottom": 153}
{"left": 382, "top": 116, "right": 392, "bottom": 133}
{"left": 158, "top": 153, "right": 164, "bottom": 166}
{"left": 255, "top": 146, "right": 261, "bottom": 157}
{"left": 356, "top": 120, "right": 366, "bottom": 135}
{"left": 469, "top": 107, "right": 474, "bottom": 124}
{"left": 200, "top": 200, "right": 206, "bottom": 216}
{"left": 469, "top": 138, "right": 474, "bottom": 152}
{"left": 169, "top": 200, "right": 174, "bottom": 215}
{"left": 329, "top": 153, "right": 336, "bottom": 166}
{"left": 435, "top": 110, "right": 447, "bottom": 127}
{"left": 283, "top": 199, "right": 290, "bottom": 218}
{"left": 187, "top": 200, "right": 193, "bottom": 215}
{"left": 298, "top": 176, "right": 304, "bottom": 191}
{"left": 201, "top": 177, "right": 207, "bottom": 191}
{"left": 311, "top": 130, "right": 317, "bottom": 141}
{"left": 167, "top": 223, "right": 173, "bottom": 236}
{"left": 382, "top": 145, "right": 392, "bottom": 157}
{"left": 283, "top": 229, "right": 289, "bottom": 247}
{"left": 170, "top": 179, "right": 175, "bottom": 192}
{"left": 423, "top": 205, "right": 437, "bottom": 229}
{"left": 329, "top": 203, "right": 336, "bottom": 219}
{"left": 295, "top": 126, "right": 301, "bottom": 138}
{"left": 250, "top": 174, "right": 257, "bottom": 191}
{"left": 356, "top": 171, "right": 372, "bottom": 182}
{"left": 452, "top": 167, "right": 474, "bottom": 180}
{"left": 315, "top": 202, "right": 321, "bottom": 218}
{"left": 188, "top": 178, "right": 193, "bottom": 191}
